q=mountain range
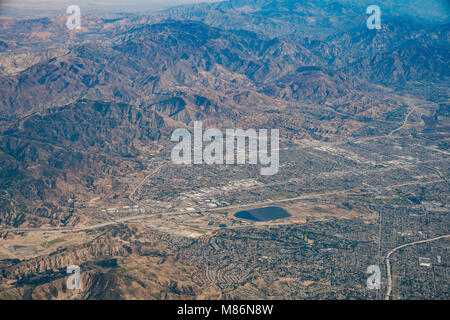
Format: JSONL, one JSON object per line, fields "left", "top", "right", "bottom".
{"left": 0, "top": 0, "right": 448, "bottom": 228}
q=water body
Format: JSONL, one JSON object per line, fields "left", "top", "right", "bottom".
{"left": 234, "top": 206, "right": 291, "bottom": 222}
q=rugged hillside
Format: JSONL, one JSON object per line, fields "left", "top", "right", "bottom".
{"left": 164, "top": 0, "right": 449, "bottom": 37}
{"left": 0, "top": 0, "right": 448, "bottom": 302}
{"left": 0, "top": 18, "right": 409, "bottom": 125}
{"left": 0, "top": 2, "right": 447, "bottom": 229}
{"left": 166, "top": 0, "right": 361, "bottom": 38}
{"left": 0, "top": 100, "right": 168, "bottom": 227}
{"left": 348, "top": 26, "right": 450, "bottom": 85}
{"left": 0, "top": 21, "right": 320, "bottom": 117}
{"left": 0, "top": 222, "right": 383, "bottom": 300}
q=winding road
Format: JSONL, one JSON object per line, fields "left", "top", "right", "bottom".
{"left": 129, "top": 162, "right": 166, "bottom": 203}
{"left": 384, "top": 234, "right": 450, "bottom": 300}
{"left": 388, "top": 105, "right": 417, "bottom": 136}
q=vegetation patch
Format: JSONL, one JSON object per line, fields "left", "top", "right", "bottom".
{"left": 40, "top": 238, "right": 66, "bottom": 249}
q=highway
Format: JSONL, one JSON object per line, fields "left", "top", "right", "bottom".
{"left": 1, "top": 179, "right": 443, "bottom": 235}
{"left": 384, "top": 234, "right": 450, "bottom": 300}
{"left": 388, "top": 105, "right": 417, "bottom": 136}
{"left": 129, "top": 162, "right": 167, "bottom": 203}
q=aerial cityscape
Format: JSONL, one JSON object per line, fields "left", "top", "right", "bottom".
{"left": 0, "top": 0, "right": 448, "bottom": 302}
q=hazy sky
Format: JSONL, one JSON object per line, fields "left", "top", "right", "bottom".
{"left": 0, "top": 0, "right": 222, "bottom": 16}
{"left": 1, "top": 0, "right": 448, "bottom": 20}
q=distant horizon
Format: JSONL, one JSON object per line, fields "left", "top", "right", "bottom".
{"left": 0, "top": 0, "right": 222, "bottom": 17}
{"left": 1, "top": 0, "right": 448, "bottom": 22}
